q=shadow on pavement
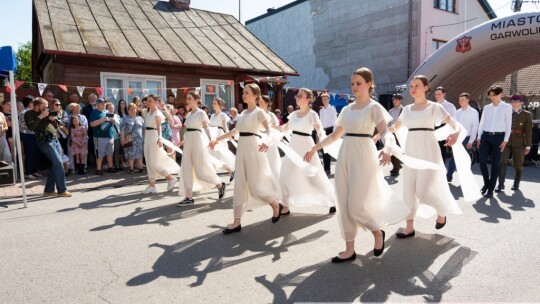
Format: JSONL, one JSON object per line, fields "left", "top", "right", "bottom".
{"left": 126, "top": 214, "right": 332, "bottom": 287}
{"left": 256, "top": 233, "right": 477, "bottom": 303}
{"left": 89, "top": 196, "right": 233, "bottom": 230}
{"left": 472, "top": 197, "right": 512, "bottom": 223}
{"left": 496, "top": 190, "right": 535, "bottom": 212}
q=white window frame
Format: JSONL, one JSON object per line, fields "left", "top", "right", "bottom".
{"left": 100, "top": 72, "right": 166, "bottom": 104}
{"left": 200, "top": 78, "right": 235, "bottom": 110}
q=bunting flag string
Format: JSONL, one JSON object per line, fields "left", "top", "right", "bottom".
{"left": 4, "top": 79, "right": 359, "bottom": 103}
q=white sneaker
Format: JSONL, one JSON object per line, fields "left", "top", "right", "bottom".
{"left": 33, "top": 173, "right": 42, "bottom": 177}
{"left": 141, "top": 186, "right": 157, "bottom": 194}
{"left": 25, "top": 174, "right": 36, "bottom": 180}
{"left": 167, "top": 178, "right": 178, "bottom": 192}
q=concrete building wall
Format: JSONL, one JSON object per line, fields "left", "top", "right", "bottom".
{"left": 247, "top": 0, "right": 411, "bottom": 95}
{"left": 246, "top": 1, "right": 329, "bottom": 90}
{"left": 247, "top": 0, "right": 494, "bottom": 95}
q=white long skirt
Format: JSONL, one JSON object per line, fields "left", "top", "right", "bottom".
{"left": 280, "top": 134, "right": 335, "bottom": 208}
{"left": 335, "top": 137, "right": 409, "bottom": 241}
{"left": 233, "top": 135, "right": 282, "bottom": 218}
{"left": 180, "top": 131, "right": 221, "bottom": 194}
{"left": 402, "top": 131, "right": 462, "bottom": 219}
{"left": 143, "top": 130, "right": 180, "bottom": 182}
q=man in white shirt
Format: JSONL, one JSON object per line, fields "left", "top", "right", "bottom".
{"left": 446, "top": 93, "right": 479, "bottom": 182}
{"left": 388, "top": 93, "right": 404, "bottom": 176}
{"left": 477, "top": 86, "right": 512, "bottom": 198}
{"left": 434, "top": 87, "right": 457, "bottom": 164}
{"left": 319, "top": 92, "right": 337, "bottom": 175}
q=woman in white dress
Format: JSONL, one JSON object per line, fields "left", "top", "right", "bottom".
{"left": 209, "top": 97, "right": 235, "bottom": 182}
{"left": 259, "top": 96, "right": 281, "bottom": 180}
{"left": 305, "top": 68, "right": 409, "bottom": 262}
{"left": 389, "top": 75, "right": 461, "bottom": 238}
{"left": 276, "top": 88, "right": 336, "bottom": 215}
{"left": 177, "top": 91, "right": 226, "bottom": 206}
{"left": 209, "top": 83, "right": 283, "bottom": 234}
{"left": 141, "top": 94, "right": 179, "bottom": 194}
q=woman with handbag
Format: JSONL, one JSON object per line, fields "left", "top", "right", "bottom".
{"left": 120, "top": 103, "right": 145, "bottom": 174}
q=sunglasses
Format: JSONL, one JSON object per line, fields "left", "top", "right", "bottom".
{"left": 54, "top": 103, "right": 61, "bottom": 106}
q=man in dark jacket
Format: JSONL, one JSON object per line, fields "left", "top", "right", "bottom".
{"left": 25, "top": 97, "right": 71, "bottom": 197}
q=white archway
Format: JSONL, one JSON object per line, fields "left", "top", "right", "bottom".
{"left": 404, "top": 12, "right": 540, "bottom": 105}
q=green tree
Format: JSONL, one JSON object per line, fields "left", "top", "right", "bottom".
{"left": 15, "top": 41, "right": 33, "bottom": 88}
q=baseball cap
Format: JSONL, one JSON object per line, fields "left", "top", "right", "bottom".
{"left": 96, "top": 98, "right": 106, "bottom": 104}
{"left": 510, "top": 94, "right": 524, "bottom": 102}
{"left": 392, "top": 93, "right": 403, "bottom": 100}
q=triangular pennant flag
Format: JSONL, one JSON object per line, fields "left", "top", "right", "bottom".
{"left": 127, "top": 88, "right": 133, "bottom": 96}
{"left": 5, "top": 84, "right": 11, "bottom": 94}
{"left": 284, "top": 87, "right": 289, "bottom": 94}
{"left": 268, "top": 83, "right": 274, "bottom": 89}
{"left": 77, "top": 86, "right": 85, "bottom": 97}
{"left": 207, "top": 85, "right": 215, "bottom": 93}
{"left": 38, "top": 83, "right": 47, "bottom": 96}
{"left": 330, "top": 93, "right": 336, "bottom": 99}
{"left": 15, "top": 80, "right": 25, "bottom": 90}
{"left": 239, "top": 82, "right": 245, "bottom": 88}
{"left": 227, "top": 80, "right": 234, "bottom": 86}
{"left": 219, "top": 84, "right": 226, "bottom": 95}
{"left": 171, "top": 88, "right": 177, "bottom": 98}
{"left": 142, "top": 89, "right": 149, "bottom": 97}
{"left": 111, "top": 88, "right": 119, "bottom": 100}
{"left": 58, "top": 85, "right": 68, "bottom": 92}
{"left": 183, "top": 88, "right": 189, "bottom": 94}
{"left": 95, "top": 87, "right": 104, "bottom": 97}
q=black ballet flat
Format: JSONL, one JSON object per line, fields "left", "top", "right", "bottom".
{"left": 494, "top": 184, "right": 504, "bottom": 193}
{"left": 331, "top": 252, "right": 356, "bottom": 263}
{"left": 229, "top": 171, "right": 235, "bottom": 182}
{"left": 373, "top": 230, "right": 385, "bottom": 257}
{"left": 511, "top": 184, "right": 519, "bottom": 191}
{"left": 218, "top": 182, "right": 226, "bottom": 199}
{"left": 280, "top": 210, "right": 291, "bottom": 216}
{"left": 329, "top": 206, "right": 337, "bottom": 214}
{"left": 435, "top": 217, "right": 447, "bottom": 230}
{"left": 271, "top": 203, "right": 284, "bottom": 223}
{"left": 222, "top": 224, "right": 242, "bottom": 234}
{"left": 480, "top": 185, "right": 488, "bottom": 195}
{"left": 396, "top": 230, "right": 415, "bottom": 238}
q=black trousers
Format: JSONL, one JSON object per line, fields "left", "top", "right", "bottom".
{"left": 322, "top": 127, "right": 333, "bottom": 171}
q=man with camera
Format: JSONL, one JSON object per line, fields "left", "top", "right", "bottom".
{"left": 90, "top": 98, "right": 117, "bottom": 175}
{"left": 24, "top": 97, "right": 71, "bottom": 197}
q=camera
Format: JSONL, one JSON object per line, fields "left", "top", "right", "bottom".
{"left": 106, "top": 113, "right": 114, "bottom": 118}
{"left": 48, "top": 111, "right": 58, "bottom": 117}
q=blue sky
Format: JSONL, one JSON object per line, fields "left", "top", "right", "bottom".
{"left": 0, "top": 0, "right": 538, "bottom": 50}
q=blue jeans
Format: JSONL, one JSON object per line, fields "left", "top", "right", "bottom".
{"left": 37, "top": 137, "right": 67, "bottom": 193}
{"left": 479, "top": 133, "right": 504, "bottom": 192}
{"left": 447, "top": 136, "right": 470, "bottom": 177}
{"left": 20, "top": 133, "right": 38, "bottom": 175}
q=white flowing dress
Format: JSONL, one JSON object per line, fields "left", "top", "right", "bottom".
{"left": 399, "top": 102, "right": 462, "bottom": 218}
{"left": 232, "top": 108, "right": 282, "bottom": 218}
{"left": 280, "top": 110, "right": 335, "bottom": 208}
{"left": 334, "top": 101, "right": 410, "bottom": 241}
{"left": 262, "top": 111, "right": 281, "bottom": 180}
{"left": 143, "top": 110, "right": 180, "bottom": 182}
{"left": 180, "top": 109, "right": 222, "bottom": 194}
{"left": 209, "top": 112, "right": 235, "bottom": 172}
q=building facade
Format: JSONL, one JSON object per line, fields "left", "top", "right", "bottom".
{"left": 32, "top": 0, "right": 297, "bottom": 109}
{"left": 246, "top": 0, "right": 494, "bottom": 99}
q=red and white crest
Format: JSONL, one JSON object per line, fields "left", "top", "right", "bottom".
{"left": 456, "top": 36, "right": 472, "bottom": 53}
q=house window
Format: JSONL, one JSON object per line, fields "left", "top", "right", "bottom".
{"left": 432, "top": 39, "right": 447, "bottom": 52}
{"left": 101, "top": 72, "right": 166, "bottom": 107}
{"left": 434, "top": 0, "right": 455, "bottom": 13}
{"left": 200, "top": 79, "right": 235, "bottom": 110}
